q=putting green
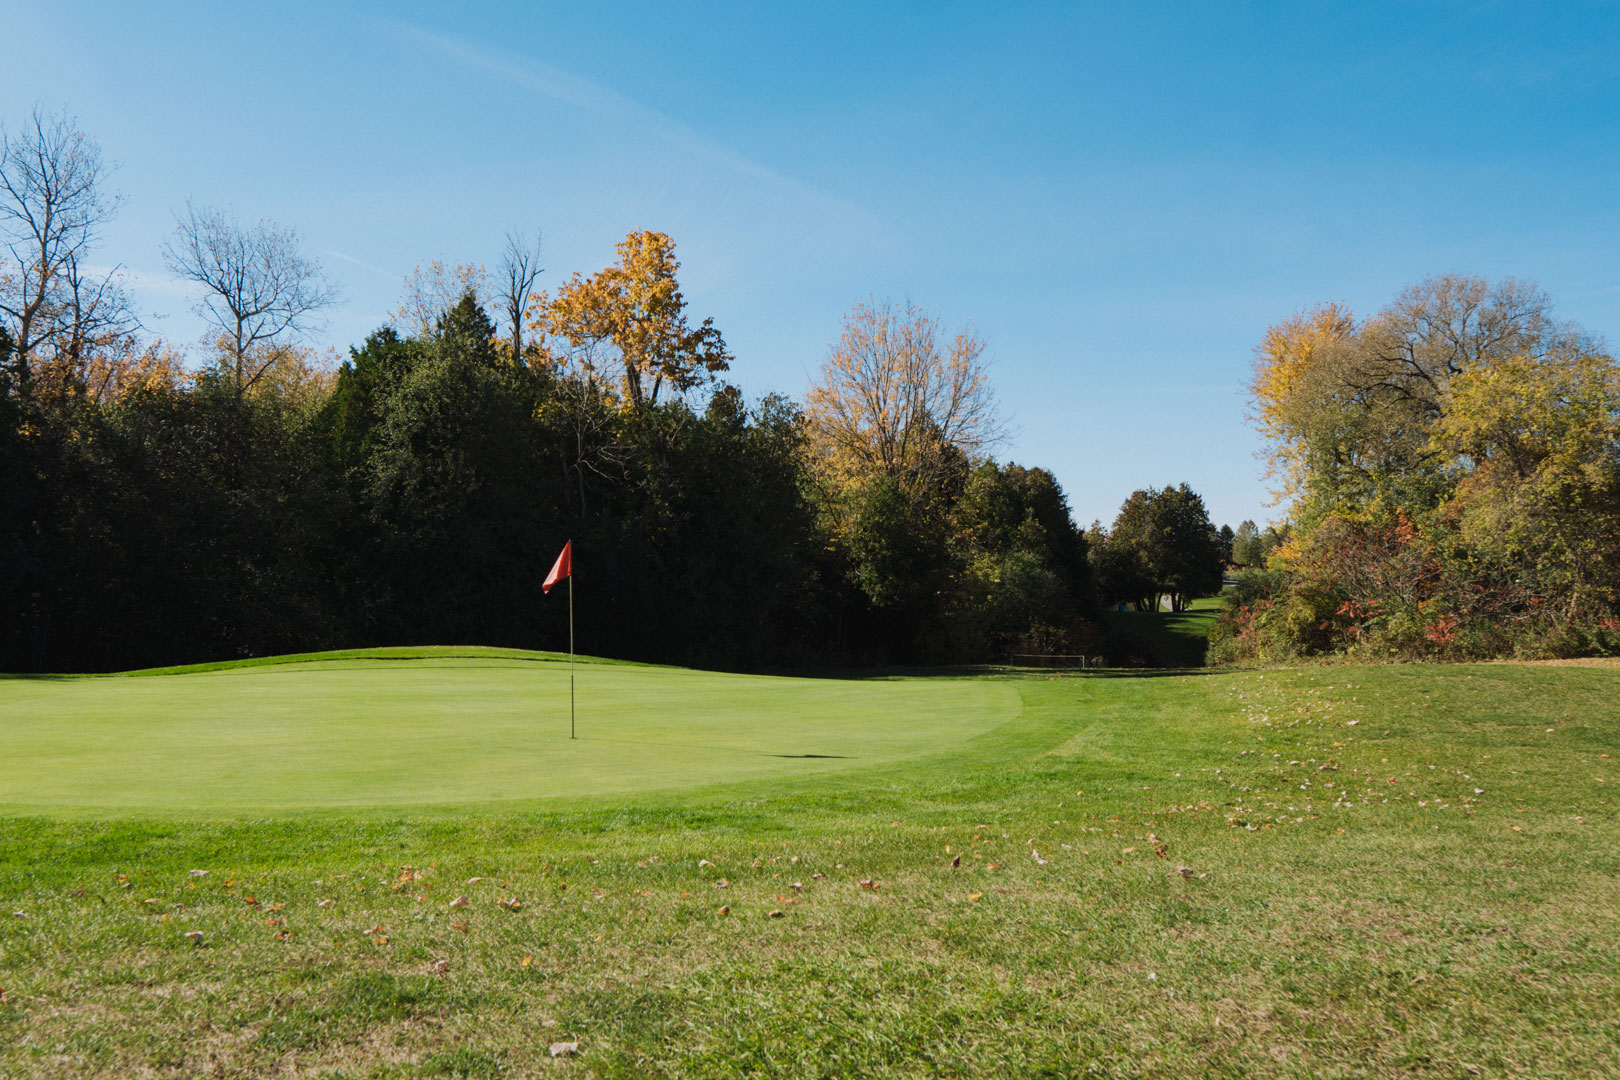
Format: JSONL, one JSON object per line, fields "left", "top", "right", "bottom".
{"left": 0, "top": 649, "right": 1020, "bottom": 815}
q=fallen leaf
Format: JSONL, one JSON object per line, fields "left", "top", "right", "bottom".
{"left": 858, "top": 879, "right": 877, "bottom": 890}
{"left": 185, "top": 930, "right": 204, "bottom": 946}
{"left": 717, "top": 905, "right": 730, "bottom": 916}
{"left": 520, "top": 955, "right": 532, "bottom": 968}
{"left": 372, "top": 936, "right": 388, "bottom": 945}
{"left": 316, "top": 898, "right": 334, "bottom": 908}
{"left": 431, "top": 958, "right": 449, "bottom": 975}
{"left": 368, "top": 924, "right": 386, "bottom": 934}
{"left": 767, "top": 909, "right": 786, "bottom": 918}
{"left": 466, "top": 877, "right": 483, "bottom": 885}
{"left": 951, "top": 854, "right": 961, "bottom": 868}
{"left": 449, "top": 895, "right": 469, "bottom": 910}
{"left": 187, "top": 870, "right": 208, "bottom": 878}
{"left": 1177, "top": 866, "right": 1195, "bottom": 879}
{"left": 499, "top": 897, "right": 523, "bottom": 911}
{"left": 698, "top": 859, "right": 714, "bottom": 868}
{"left": 968, "top": 892, "right": 983, "bottom": 902}
{"left": 451, "top": 920, "right": 469, "bottom": 934}
{"left": 550, "top": 1041, "right": 580, "bottom": 1058}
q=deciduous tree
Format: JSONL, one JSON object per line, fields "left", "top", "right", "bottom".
{"left": 533, "top": 230, "right": 729, "bottom": 408}
{"left": 164, "top": 202, "right": 340, "bottom": 393}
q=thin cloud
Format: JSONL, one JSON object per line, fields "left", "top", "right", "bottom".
{"left": 392, "top": 21, "right": 873, "bottom": 226}
{"left": 322, "top": 248, "right": 397, "bottom": 281}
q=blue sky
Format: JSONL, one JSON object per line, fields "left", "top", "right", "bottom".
{"left": 5, "top": 1, "right": 1618, "bottom": 528}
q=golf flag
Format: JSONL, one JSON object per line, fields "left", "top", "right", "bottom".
{"left": 543, "top": 540, "right": 572, "bottom": 594}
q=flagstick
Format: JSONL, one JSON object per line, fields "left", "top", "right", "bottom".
{"left": 568, "top": 572, "right": 575, "bottom": 740}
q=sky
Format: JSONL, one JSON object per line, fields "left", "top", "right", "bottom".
{"left": 4, "top": 0, "right": 1618, "bottom": 529}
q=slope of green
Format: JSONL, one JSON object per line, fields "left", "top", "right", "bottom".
{"left": 1101, "top": 594, "right": 1224, "bottom": 666}
{"left": 1, "top": 658, "right": 1617, "bottom": 1078}
{"left": 0, "top": 651, "right": 1018, "bottom": 815}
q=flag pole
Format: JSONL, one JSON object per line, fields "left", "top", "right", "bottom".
{"left": 568, "top": 570, "right": 575, "bottom": 739}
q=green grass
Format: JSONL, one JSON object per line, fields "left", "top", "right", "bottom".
{"left": 0, "top": 648, "right": 1016, "bottom": 815}
{"left": 1101, "top": 595, "right": 1225, "bottom": 666}
{"left": 1, "top": 652, "right": 1618, "bottom": 1078}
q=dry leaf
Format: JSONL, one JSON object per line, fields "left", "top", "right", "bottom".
{"left": 372, "top": 936, "right": 388, "bottom": 945}
{"left": 717, "top": 905, "right": 730, "bottom": 916}
{"left": 185, "top": 930, "right": 204, "bottom": 945}
{"left": 520, "top": 955, "right": 533, "bottom": 968}
{"left": 858, "top": 879, "right": 877, "bottom": 890}
{"left": 767, "top": 909, "right": 786, "bottom": 918}
{"left": 452, "top": 920, "right": 469, "bottom": 934}
{"left": 550, "top": 1041, "right": 580, "bottom": 1058}
{"left": 368, "top": 924, "right": 386, "bottom": 934}
{"left": 316, "top": 898, "right": 334, "bottom": 908}
{"left": 188, "top": 870, "right": 208, "bottom": 878}
{"left": 431, "top": 958, "right": 449, "bottom": 975}
{"left": 950, "top": 854, "right": 961, "bottom": 869}
{"left": 499, "top": 897, "right": 523, "bottom": 911}
{"left": 449, "top": 895, "right": 469, "bottom": 910}
{"left": 968, "top": 892, "right": 983, "bottom": 902}
{"left": 1177, "top": 866, "right": 1195, "bottom": 879}
{"left": 789, "top": 882, "right": 803, "bottom": 891}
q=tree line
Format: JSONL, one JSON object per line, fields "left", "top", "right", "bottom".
{"left": 1214, "top": 274, "right": 1620, "bottom": 662}
{"left": 0, "top": 108, "right": 1235, "bottom": 673}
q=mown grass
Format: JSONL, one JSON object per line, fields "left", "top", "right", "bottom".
{"left": 0, "top": 651, "right": 1016, "bottom": 814}
{"left": 1, "top": 658, "right": 1617, "bottom": 1078}
{"left": 1100, "top": 595, "right": 1224, "bottom": 667}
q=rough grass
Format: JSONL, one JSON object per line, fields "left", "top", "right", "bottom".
{"left": 1, "top": 658, "right": 1617, "bottom": 1078}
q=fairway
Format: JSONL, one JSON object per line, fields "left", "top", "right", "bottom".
{"left": 0, "top": 648, "right": 1019, "bottom": 815}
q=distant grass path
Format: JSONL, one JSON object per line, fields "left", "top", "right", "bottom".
{"left": 0, "top": 648, "right": 1019, "bottom": 815}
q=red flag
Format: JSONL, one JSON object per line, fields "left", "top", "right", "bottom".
{"left": 543, "top": 540, "right": 572, "bottom": 594}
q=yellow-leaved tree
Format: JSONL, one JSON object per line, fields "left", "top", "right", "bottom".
{"left": 529, "top": 230, "right": 730, "bottom": 408}
{"left": 805, "top": 296, "right": 1000, "bottom": 506}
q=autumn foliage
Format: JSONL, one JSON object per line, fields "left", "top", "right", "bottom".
{"left": 1214, "top": 275, "right": 1620, "bottom": 662}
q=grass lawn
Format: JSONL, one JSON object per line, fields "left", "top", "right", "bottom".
{"left": 2, "top": 652, "right": 1618, "bottom": 1077}
{"left": 1100, "top": 596, "right": 1224, "bottom": 667}
{"left": 0, "top": 648, "right": 1016, "bottom": 814}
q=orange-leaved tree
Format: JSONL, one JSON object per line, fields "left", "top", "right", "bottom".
{"left": 528, "top": 230, "right": 729, "bottom": 408}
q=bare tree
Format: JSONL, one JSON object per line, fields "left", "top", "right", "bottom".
{"left": 391, "top": 259, "right": 487, "bottom": 337}
{"left": 498, "top": 228, "right": 544, "bottom": 366}
{"left": 164, "top": 202, "right": 340, "bottom": 391}
{"left": 0, "top": 106, "right": 129, "bottom": 389}
{"left": 806, "top": 296, "right": 1004, "bottom": 499}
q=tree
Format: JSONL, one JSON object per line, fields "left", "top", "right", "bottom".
{"left": 534, "top": 230, "right": 729, "bottom": 408}
{"left": 392, "top": 260, "right": 487, "bottom": 339}
{"left": 805, "top": 296, "right": 1002, "bottom": 507}
{"left": 1231, "top": 520, "right": 1261, "bottom": 566}
{"left": 1107, "top": 484, "right": 1224, "bottom": 611}
{"left": 499, "top": 229, "right": 543, "bottom": 367}
{"left": 164, "top": 202, "right": 340, "bottom": 392}
{"left": 0, "top": 107, "right": 131, "bottom": 393}
{"left": 1217, "top": 523, "right": 1235, "bottom": 564}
